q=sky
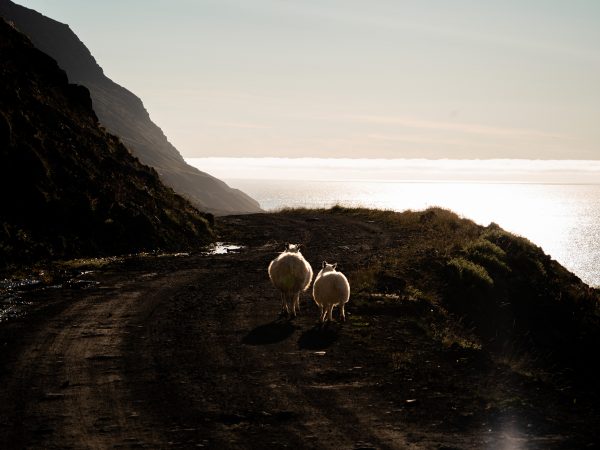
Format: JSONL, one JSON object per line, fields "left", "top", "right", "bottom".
{"left": 17, "top": 0, "right": 600, "bottom": 159}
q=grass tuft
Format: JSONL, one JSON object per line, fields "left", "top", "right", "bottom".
{"left": 448, "top": 257, "right": 494, "bottom": 287}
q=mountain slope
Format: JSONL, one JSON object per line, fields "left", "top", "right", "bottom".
{"left": 0, "top": 0, "right": 262, "bottom": 215}
{"left": 0, "top": 18, "right": 212, "bottom": 266}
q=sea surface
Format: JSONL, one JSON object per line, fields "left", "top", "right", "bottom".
{"left": 187, "top": 158, "right": 600, "bottom": 287}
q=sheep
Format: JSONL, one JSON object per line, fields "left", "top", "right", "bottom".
{"left": 312, "top": 261, "right": 350, "bottom": 323}
{"left": 268, "top": 243, "right": 313, "bottom": 317}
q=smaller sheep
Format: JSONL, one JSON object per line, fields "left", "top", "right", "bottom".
{"left": 312, "top": 261, "right": 350, "bottom": 323}
{"left": 268, "top": 243, "right": 313, "bottom": 317}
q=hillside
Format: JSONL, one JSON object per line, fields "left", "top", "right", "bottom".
{"left": 0, "top": 208, "right": 598, "bottom": 448}
{"left": 0, "top": 19, "right": 212, "bottom": 267}
{"left": 0, "top": 0, "right": 262, "bottom": 215}
{"left": 223, "top": 207, "right": 600, "bottom": 370}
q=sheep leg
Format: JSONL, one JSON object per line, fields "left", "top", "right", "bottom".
{"left": 284, "top": 293, "right": 292, "bottom": 318}
{"left": 340, "top": 303, "right": 346, "bottom": 322}
{"left": 280, "top": 292, "right": 287, "bottom": 317}
{"left": 285, "top": 293, "right": 293, "bottom": 317}
{"left": 320, "top": 306, "right": 326, "bottom": 324}
{"left": 283, "top": 293, "right": 296, "bottom": 318}
{"left": 294, "top": 293, "right": 300, "bottom": 312}
{"left": 327, "top": 305, "right": 334, "bottom": 322}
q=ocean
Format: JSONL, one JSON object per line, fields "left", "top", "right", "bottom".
{"left": 187, "top": 158, "right": 600, "bottom": 287}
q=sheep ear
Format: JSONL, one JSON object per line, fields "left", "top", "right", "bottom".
{"left": 333, "top": 263, "right": 338, "bottom": 270}
{"left": 297, "top": 243, "right": 304, "bottom": 251}
{"left": 322, "top": 261, "right": 327, "bottom": 268}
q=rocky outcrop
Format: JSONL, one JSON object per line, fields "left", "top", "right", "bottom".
{"left": 0, "top": 19, "right": 213, "bottom": 266}
{"left": 0, "top": 0, "right": 262, "bottom": 215}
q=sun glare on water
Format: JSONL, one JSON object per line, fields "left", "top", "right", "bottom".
{"left": 187, "top": 158, "right": 600, "bottom": 287}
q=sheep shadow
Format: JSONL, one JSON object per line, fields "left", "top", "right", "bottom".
{"left": 298, "top": 323, "right": 340, "bottom": 350}
{"left": 243, "top": 319, "right": 297, "bottom": 345}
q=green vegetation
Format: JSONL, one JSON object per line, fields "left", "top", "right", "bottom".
{"left": 463, "top": 238, "right": 510, "bottom": 273}
{"left": 278, "top": 206, "right": 600, "bottom": 370}
{"left": 448, "top": 257, "right": 494, "bottom": 288}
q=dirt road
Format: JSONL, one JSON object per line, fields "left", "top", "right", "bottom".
{"left": 0, "top": 212, "right": 597, "bottom": 449}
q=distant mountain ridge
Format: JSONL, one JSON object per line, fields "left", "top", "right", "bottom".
{"left": 0, "top": 0, "right": 262, "bottom": 215}
{"left": 0, "top": 18, "right": 212, "bottom": 265}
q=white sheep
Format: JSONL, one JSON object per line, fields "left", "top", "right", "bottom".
{"left": 268, "top": 243, "right": 313, "bottom": 317}
{"left": 312, "top": 261, "right": 350, "bottom": 323}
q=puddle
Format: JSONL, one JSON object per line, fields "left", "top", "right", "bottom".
{"left": 156, "top": 252, "right": 189, "bottom": 258}
{"left": 0, "top": 270, "right": 101, "bottom": 324}
{"left": 0, "top": 243, "right": 242, "bottom": 324}
{"left": 65, "top": 279, "right": 100, "bottom": 289}
{"left": 203, "top": 242, "right": 244, "bottom": 255}
{"left": 0, "top": 277, "right": 43, "bottom": 291}
{"left": 0, "top": 277, "right": 43, "bottom": 322}
{"left": 0, "top": 293, "right": 33, "bottom": 322}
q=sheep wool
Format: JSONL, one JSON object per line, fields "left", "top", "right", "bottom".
{"left": 312, "top": 261, "right": 351, "bottom": 323}
{"left": 268, "top": 243, "right": 313, "bottom": 317}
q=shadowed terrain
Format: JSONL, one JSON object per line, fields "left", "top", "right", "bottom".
{"left": 0, "top": 19, "right": 212, "bottom": 266}
{"left": 0, "top": 209, "right": 598, "bottom": 449}
{"left": 0, "top": 0, "right": 262, "bottom": 215}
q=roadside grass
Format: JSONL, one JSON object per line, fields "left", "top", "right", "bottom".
{"left": 277, "top": 205, "right": 600, "bottom": 371}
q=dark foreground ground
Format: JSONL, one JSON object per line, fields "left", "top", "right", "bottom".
{"left": 0, "top": 211, "right": 598, "bottom": 449}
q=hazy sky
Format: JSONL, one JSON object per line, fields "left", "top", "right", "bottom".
{"left": 18, "top": 0, "right": 600, "bottom": 159}
{"left": 187, "top": 158, "right": 600, "bottom": 183}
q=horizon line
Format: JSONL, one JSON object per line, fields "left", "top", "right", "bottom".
{"left": 186, "top": 157, "right": 600, "bottom": 161}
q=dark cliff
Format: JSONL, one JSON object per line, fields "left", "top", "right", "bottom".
{"left": 0, "top": 19, "right": 213, "bottom": 266}
{"left": 0, "top": 0, "right": 262, "bottom": 215}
